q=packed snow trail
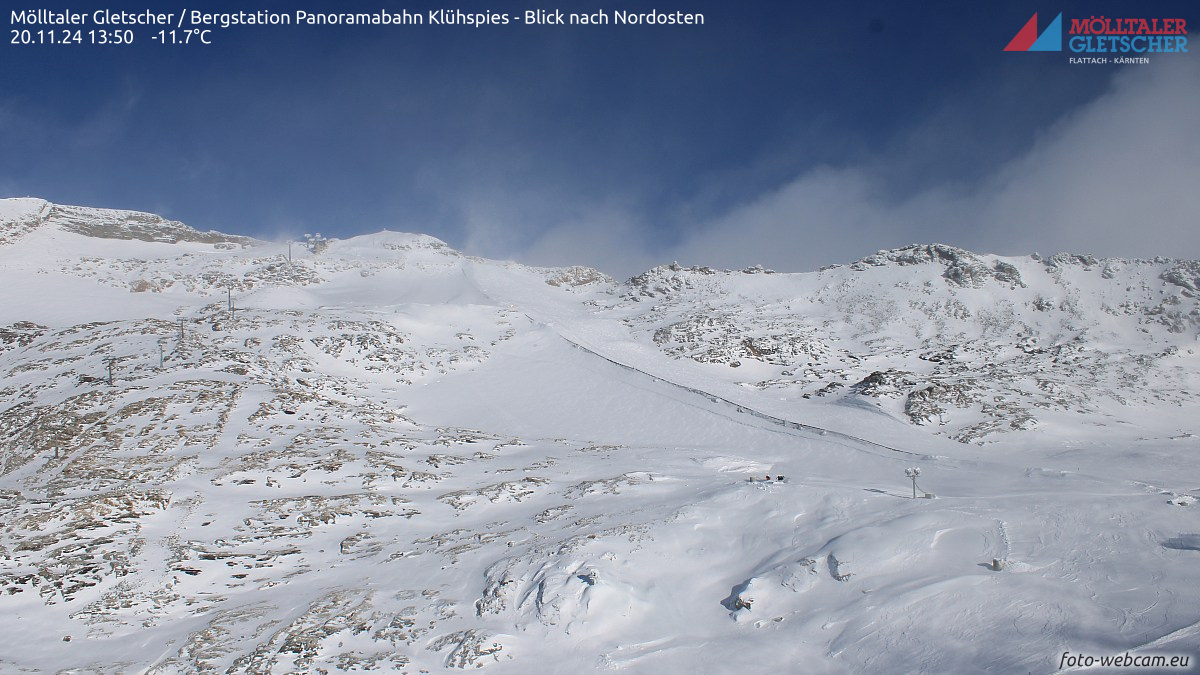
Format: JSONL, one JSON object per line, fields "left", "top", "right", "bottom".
{"left": 464, "top": 263, "right": 925, "bottom": 459}
{"left": 541, "top": 316, "right": 924, "bottom": 458}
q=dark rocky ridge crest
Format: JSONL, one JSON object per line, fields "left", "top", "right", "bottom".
{"left": 48, "top": 203, "right": 258, "bottom": 246}
{"left": 0, "top": 199, "right": 258, "bottom": 247}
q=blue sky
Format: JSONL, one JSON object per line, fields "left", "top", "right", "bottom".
{"left": 2, "top": 1, "right": 1197, "bottom": 276}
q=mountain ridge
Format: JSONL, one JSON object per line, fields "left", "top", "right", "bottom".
{"left": 8, "top": 198, "right": 1198, "bottom": 282}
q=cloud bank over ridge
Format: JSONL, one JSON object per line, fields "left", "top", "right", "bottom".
{"left": 494, "top": 56, "right": 1199, "bottom": 278}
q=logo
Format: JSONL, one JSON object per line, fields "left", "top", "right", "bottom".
{"left": 1004, "top": 12, "right": 1063, "bottom": 51}
{"left": 1067, "top": 17, "right": 1188, "bottom": 53}
{"left": 1004, "top": 13, "right": 1189, "bottom": 54}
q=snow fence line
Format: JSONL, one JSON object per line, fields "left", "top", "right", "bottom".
{"left": 540, "top": 316, "right": 923, "bottom": 459}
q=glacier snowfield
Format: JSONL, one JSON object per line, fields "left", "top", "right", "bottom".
{"left": 0, "top": 198, "right": 1198, "bottom": 673}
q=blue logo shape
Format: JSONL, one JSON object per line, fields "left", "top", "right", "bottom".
{"left": 1029, "top": 13, "right": 1063, "bottom": 51}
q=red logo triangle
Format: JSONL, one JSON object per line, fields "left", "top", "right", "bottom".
{"left": 1004, "top": 13, "right": 1039, "bottom": 51}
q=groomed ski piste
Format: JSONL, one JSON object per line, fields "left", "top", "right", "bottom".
{"left": 0, "top": 198, "right": 1197, "bottom": 673}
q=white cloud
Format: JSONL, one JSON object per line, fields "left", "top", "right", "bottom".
{"left": 520, "top": 208, "right": 655, "bottom": 279}
{"left": 972, "top": 57, "right": 1200, "bottom": 257}
{"left": 450, "top": 55, "right": 1199, "bottom": 277}
{"left": 457, "top": 184, "right": 657, "bottom": 279}
{"left": 667, "top": 55, "right": 1200, "bottom": 272}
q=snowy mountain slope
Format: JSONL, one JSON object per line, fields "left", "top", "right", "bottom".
{"left": 603, "top": 245, "right": 1199, "bottom": 445}
{"left": 0, "top": 199, "right": 1198, "bottom": 673}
